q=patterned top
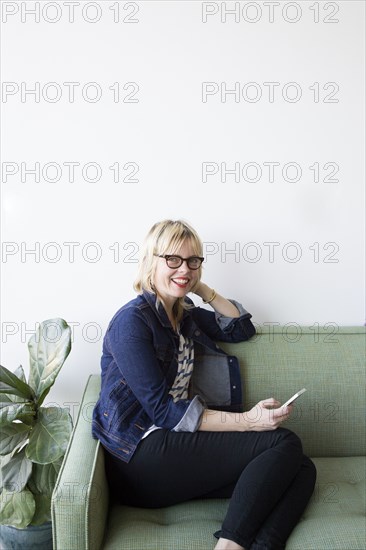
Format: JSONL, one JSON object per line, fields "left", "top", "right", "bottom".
{"left": 169, "top": 332, "right": 194, "bottom": 402}
{"left": 141, "top": 330, "right": 195, "bottom": 439}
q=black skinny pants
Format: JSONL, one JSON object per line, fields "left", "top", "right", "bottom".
{"left": 105, "top": 427, "right": 316, "bottom": 550}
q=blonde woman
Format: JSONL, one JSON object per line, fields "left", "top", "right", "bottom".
{"left": 92, "top": 219, "right": 316, "bottom": 550}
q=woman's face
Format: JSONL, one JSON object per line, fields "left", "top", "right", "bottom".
{"left": 153, "top": 240, "right": 200, "bottom": 308}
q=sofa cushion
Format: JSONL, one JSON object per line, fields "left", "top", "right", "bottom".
{"left": 103, "top": 456, "right": 365, "bottom": 550}
{"left": 220, "top": 327, "right": 366, "bottom": 458}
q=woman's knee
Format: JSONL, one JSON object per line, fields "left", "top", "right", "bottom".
{"left": 275, "top": 427, "right": 303, "bottom": 453}
{"left": 303, "top": 455, "right": 317, "bottom": 485}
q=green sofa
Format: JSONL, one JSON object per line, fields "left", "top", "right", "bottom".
{"left": 51, "top": 326, "right": 366, "bottom": 550}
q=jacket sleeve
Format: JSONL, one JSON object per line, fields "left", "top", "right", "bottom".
{"left": 188, "top": 298, "right": 256, "bottom": 343}
{"left": 105, "top": 308, "right": 205, "bottom": 432}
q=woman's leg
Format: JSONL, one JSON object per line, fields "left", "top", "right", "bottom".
{"left": 215, "top": 430, "right": 315, "bottom": 549}
{"left": 105, "top": 428, "right": 252, "bottom": 508}
{"left": 249, "top": 455, "right": 316, "bottom": 549}
{"left": 104, "top": 427, "right": 315, "bottom": 549}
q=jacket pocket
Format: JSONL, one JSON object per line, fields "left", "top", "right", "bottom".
{"left": 103, "top": 379, "right": 136, "bottom": 431}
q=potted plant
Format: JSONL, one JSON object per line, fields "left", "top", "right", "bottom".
{"left": 0, "top": 318, "right": 72, "bottom": 549}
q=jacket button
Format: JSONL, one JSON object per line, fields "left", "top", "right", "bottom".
{"left": 229, "top": 359, "right": 233, "bottom": 363}
{"left": 194, "top": 330, "right": 201, "bottom": 336}
{"left": 232, "top": 385, "right": 236, "bottom": 390}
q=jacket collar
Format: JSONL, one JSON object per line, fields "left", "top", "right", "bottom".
{"left": 142, "top": 290, "right": 191, "bottom": 331}
{"left": 142, "top": 290, "right": 172, "bottom": 328}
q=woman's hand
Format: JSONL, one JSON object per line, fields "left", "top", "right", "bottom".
{"left": 242, "top": 399, "right": 293, "bottom": 432}
{"left": 191, "top": 280, "right": 206, "bottom": 297}
{"left": 192, "top": 282, "right": 241, "bottom": 318}
{"left": 199, "top": 399, "right": 293, "bottom": 432}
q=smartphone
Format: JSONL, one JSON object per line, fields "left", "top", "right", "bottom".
{"left": 282, "top": 388, "right": 307, "bottom": 407}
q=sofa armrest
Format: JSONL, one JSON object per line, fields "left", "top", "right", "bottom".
{"left": 52, "top": 375, "right": 108, "bottom": 550}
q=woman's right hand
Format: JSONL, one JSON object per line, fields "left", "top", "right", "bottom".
{"left": 242, "top": 398, "right": 292, "bottom": 431}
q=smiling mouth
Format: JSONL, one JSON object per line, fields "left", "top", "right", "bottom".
{"left": 171, "top": 278, "right": 190, "bottom": 288}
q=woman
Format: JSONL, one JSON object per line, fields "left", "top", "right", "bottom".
{"left": 92, "top": 219, "right": 316, "bottom": 550}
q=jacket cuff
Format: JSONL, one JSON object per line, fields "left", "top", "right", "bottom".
{"left": 215, "top": 299, "right": 251, "bottom": 331}
{"left": 172, "top": 395, "right": 205, "bottom": 432}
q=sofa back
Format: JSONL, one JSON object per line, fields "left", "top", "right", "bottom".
{"left": 220, "top": 326, "right": 365, "bottom": 458}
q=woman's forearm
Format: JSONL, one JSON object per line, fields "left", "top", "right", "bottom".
{"left": 199, "top": 409, "right": 250, "bottom": 432}
{"left": 194, "top": 282, "right": 240, "bottom": 318}
{"left": 198, "top": 400, "right": 292, "bottom": 433}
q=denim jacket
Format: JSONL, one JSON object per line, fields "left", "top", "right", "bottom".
{"left": 92, "top": 290, "right": 256, "bottom": 463}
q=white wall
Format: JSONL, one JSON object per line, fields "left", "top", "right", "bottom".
{"left": 1, "top": 1, "right": 365, "bottom": 411}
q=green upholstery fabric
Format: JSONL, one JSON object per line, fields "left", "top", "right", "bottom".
{"left": 52, "top": 326, "right": 366, "bottom": 549}
{"left": 51, "top": 375, "right": 109, "bottom": 550}
{"left": 219, "top": 326, "right": 366, "bottom": 458}
{"left": 103, "top": 457, "right": 366, "bottom": 550}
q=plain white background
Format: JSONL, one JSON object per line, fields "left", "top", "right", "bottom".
{"left": 1, "top": 0, "right": 365, "bottom": 410}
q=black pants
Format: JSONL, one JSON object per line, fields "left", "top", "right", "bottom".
{"left": 104, "top": 428, "right": 316, "bottom": 550}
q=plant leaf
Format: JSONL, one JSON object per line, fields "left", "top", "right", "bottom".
{"left": 15, "top": 409, "right": 36, "bottom": 426}
{"left": 0, "top": 487, "right": 35, "bottom": 528}
{"left": 27, "top": 459, "right": 62, "bottom": 496}
{"left": 28, "top": 319, "right": 71, "bottom": 400}
{"left": 0, "top": 401, "right": 35, "bottom": 425}
{"left": 26, "top": 407, "right": 72, "bottom": 464}
{"left": 0, "top": 392, "right": 26, "bottom": 403}
{"left": 37, "top": 385, "right": 51, "bottom": 408}
{"left": 0, "top": 423, "right": 30, "bottom": 456}
{"left": 14, "top": 365, "right": 27, "bottom": 383}
{"left": 26, "top": 460, "right": 62, "bottom": 525}
{"left": 0, "top": 365, "right": 34, "bottom": 400}
{"left": 1, "top": 448, "right": 32, "bottom": 492}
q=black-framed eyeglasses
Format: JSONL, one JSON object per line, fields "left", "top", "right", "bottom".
{"left": 155, "top": 254, "right": 204, "bottom": 270}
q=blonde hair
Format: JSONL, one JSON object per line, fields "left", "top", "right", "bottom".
{"left": 134, "top": 219, "right": 203, "bottom": 323}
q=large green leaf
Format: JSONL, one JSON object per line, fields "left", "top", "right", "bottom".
{"left": 0, "top": 423, "right": 30, "bottom": 455}
{"left": 27, "top": 459, "right": 62, "bottom": 495}
{"left": 26, "top": 407, "right": 72, "bottom": 464}
{"left": 0, "top": 449, "right": 32, "bottom": 492}
{"left": 0, "top": 487, "right": 35, "bottom": 528}
{"left": 26, "top": 460, "right": 62, "bottom": 525}
{"left": 14, "top": 409, "right": 36, "bottom": 426}
{"left": 28, "top": 319, "right": 71, "bottom": 400}
{"left": 0, "top": 393, "right": 25, "bottom": 404}
{"left": 0, "top": 365, "right": 34, "bottom": 400}
{"left": 0, "top": 400, "right": 34, "bottom": 425}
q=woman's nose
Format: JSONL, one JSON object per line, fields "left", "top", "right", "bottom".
{"left": 177, "top": 261, "right": 190, "bottom": 272}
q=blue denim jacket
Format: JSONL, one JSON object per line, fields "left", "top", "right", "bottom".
{"left": 92, "top": 290, "right": 256, "bottom": 463}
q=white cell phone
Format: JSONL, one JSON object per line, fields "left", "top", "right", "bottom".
{"left": 282, "top": 388, "right": 307, "bottom": 407}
